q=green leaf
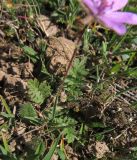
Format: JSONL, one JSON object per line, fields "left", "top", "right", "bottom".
{"left": 57, "top": 149, "right": 66, "bottom": 160}
{"left": 34, "top": 138, "right": 45, "bottom": 157}
{"left": 51, "top": 97, "right": 58, "bottom": 121}
{"left": 131, "top": 101, "right": 137, "bottom": 109}
{"left": 35, "top": 142, "right": 45, "bottom": 156}
{"left": 63, "top": 127, "right": 76, "bottom": 143}
{"left": 0, "top": 95, "right": 12, "bottom": 115}
{"left": 23, "top": 46, "right": 39, "bottom": 63}
{"left": 28, "top": 79, "right": 51, "bottom": 105}
{"left": 102, "top": 41, "right": 108, "bottom": 64}
{"left": 19, "top": 103, "right": 37, "bottom": 119}
{"left": 83, "top": 27, "right": 91, "bottom": 52}
{"left": 95, "top": 133, "right": 104, "bottom": 141}
{"left": 25, "top": 137, "right": 45, "bottom": 160}
{"left": 65, "top": 57, "right": 88, "bottom": 100}
{"left": 0, "top": 112, "right": 14, "bottom": 118}
{"left": 43, "top": 134, "right": 61, "bottom": 160}
{"left": 90, "top": 122, "right": 105, "bottom": 128}
{"left": 1, "top": 133, "right": 10, "bottom": 154}
{"left": 23, "top": 117, "right": 40, "bottom": 124}
{"left": 126, "top": 68, "right": 137, "bottom": 78}
{"left": 0, "top": 145, "right": 8, "bottom": 155}
{"left": 110, "top": 63, "right": 121, "bottom": 75}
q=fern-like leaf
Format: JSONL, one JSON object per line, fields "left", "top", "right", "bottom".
{"left": 28, "top": 79, "right": 51, "bottom": 105}
{"left": 19, "top": 103, "right": 37, "bottom": 118}
{"left": 63, "top": 127, "right": 76, "bottom": 143}
{"left": 65, "top": 57, "right": 88, "bottom": 100}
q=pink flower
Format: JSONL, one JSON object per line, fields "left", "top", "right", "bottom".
{"left": 83, "top": 0, "right": 137, "bottom": 35}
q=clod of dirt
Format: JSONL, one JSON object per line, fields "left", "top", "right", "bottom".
{"left": 46, "top": 37, "right": 76, "bottom": 75}
{"left": 95, "top": 141, "right": 110, "bottom": 159}
{"left": 36, "top": 15, "right": 58, "bottom": 37}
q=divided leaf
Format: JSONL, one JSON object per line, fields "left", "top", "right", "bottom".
{"left": 63, "top": 127, "right": 76, "bottom": 144}
{"left": 65, "top": 57, "right": 88, "bottom": 100}
{"left": 23, "top": 46, "right": 39, "bottom": 63}
{"left": 28, "top": 79, "right": 51, "bottom": 105}
{"left": 19, "top": 103, "right": 37, "bottom": 119}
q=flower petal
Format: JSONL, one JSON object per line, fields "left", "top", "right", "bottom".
{"left": 98, "top": 15, "right": 127, "bottom": 35}
{"left": 104, "top": 12, "right": 137, "bottom": 24}
{"left": 111, "top": 0, "right": 128, "bottom": 11}
{"left": 83, "top": 0, "right": 98, "bottom": 14}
